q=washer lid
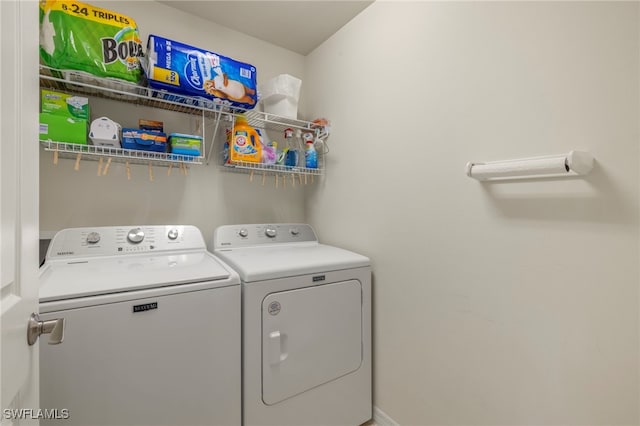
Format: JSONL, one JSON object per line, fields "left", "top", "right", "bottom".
{"left": 213, "top": 243, "right": 370, "bottom": 282}
{"left": 39, "top": 251, "right": 232, "bottom": 302}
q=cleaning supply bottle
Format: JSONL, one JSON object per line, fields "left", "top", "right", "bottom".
{"left": 262, "top": 139, "right": 277, "bottom": 165}
{"left": 230, "top": 115, "right": 262, "bottom": 163}
{"left": 304, "top": 133, "right": 318, "bottom": 169}
{"left": 274, "top": 141, "right": 286, "bottom": 165}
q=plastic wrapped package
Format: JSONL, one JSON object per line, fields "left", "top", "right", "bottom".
{"left": 39, "top": 0, "right": 143, "bottom": 84}
{"left": 145, "top": 35, "right": 257, "bottom": 110}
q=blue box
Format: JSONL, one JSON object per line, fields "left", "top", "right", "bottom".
{"left": 121, "top": 128, "right": 167, "bottom": 152}
{"left": 145, "top": 35, "right": 257, "bottom": 110}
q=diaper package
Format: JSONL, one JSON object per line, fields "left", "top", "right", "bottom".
{"left": 145, "top": 35, "right": 257, "bottom": 110}
{"left": 39, "top": 0, "right": 143, "bottom": 83}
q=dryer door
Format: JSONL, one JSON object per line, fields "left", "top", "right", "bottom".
{"left": 262, "top": 280, "right": 362, "bottom": 405}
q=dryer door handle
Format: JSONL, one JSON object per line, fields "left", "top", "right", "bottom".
{"left": 268, "top": 331, "right": 288, "bottom": 365}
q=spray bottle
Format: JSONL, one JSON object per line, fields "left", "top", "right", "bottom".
{"left": 303, "top": 132, "right": 317, "bottom": 169}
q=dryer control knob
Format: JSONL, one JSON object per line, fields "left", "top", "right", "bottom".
{"left": 127, "top": 228, "right": 145, "bottom": 244}
{"left": 167, "top": 228, "right": 179, "bottom": 240}
{"left": 86, "top": 232, "right": 101, "bottom": 244}
{"left": 238, "top": 228, "right": 249, "bottom": 238}
{"left": 265, "top": 226, "right": 277, "bottom": 238}
{"left": 290, "top": 227, "right": 300, "bottom": 236}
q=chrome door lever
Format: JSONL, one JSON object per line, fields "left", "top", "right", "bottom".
{"left": 27, "top": 313, "right": 65, "bottom": 346}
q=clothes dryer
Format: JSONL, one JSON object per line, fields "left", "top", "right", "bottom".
{"left": 213, "top": 223, "right": 371, "bottom": 426}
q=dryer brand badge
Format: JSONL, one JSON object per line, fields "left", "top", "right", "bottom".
{"left": 268, "top": 301, "right": 281, "bottom": 316}
{"left": 133, "top": 302, "right": 158, "bottom": 313}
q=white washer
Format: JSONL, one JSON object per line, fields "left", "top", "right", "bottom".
{"left": 213, "top": 223, "right": 372, "bottom": 426}
{"left": 39, "top": 225, "right": 241, "bottom": 426}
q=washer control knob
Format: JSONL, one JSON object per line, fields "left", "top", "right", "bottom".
{"left": 86, "top": 232, "right": 101, "bottom": 244}
{"left": 127, "top": 228, "right": 145, "bottom": 244}
{"left": 265, "top": 226, "right": 277, "bottom": 238}
{"left": 167, "top": 228, "right": 179, "bottom": 240}
{"left": 290, "top": 227, "right": 300, "bottom": 236}
{"left": 238, "top": 228, "right": 249, "bottom": 238}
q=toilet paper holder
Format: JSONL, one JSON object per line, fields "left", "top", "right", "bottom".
{"left": 466, "top": 150, "right": 594, "bottom": 181}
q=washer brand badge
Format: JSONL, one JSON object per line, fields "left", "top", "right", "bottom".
{"left": 56, "top": 251, "right": 74, "bottom": 256}
{"left": 268, "top": 301, "right": 281, "bottom": 316}
{"left": 313, "top": 275, "right": 326, "bottom": 282}
{"left": 133, "top": 302, "right": 158, "bottom": 313}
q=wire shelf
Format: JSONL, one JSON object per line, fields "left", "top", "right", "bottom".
{"left": 243, "top": 110, "right": 318, "bottom": 133}
{"left": 40, "top": 66, "right": 209, "bottom": 116}
{"left": 39, "top": 66, "right": 329, "bottom": 179}
{"left": 40, "top": 140, "right": 203, "bottom": 167}
{"left": 39, "top": 65, "right": 324, "bottom": 133}
{"left": 224, "top": 160, "right": 323, "bottom": 176}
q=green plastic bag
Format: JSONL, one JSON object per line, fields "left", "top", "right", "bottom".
{"left": 39, "top": 0, "right": 143, "bottom": 83}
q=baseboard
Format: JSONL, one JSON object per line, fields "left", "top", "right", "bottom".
{"left": 373, "top": 406, "right": 400, "bottom": 426}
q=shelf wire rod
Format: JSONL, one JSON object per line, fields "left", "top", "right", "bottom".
{"left": 206, "top": 110, "right": 222, "bottom": 165}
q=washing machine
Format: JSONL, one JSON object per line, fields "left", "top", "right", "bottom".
{"left": 212, "top": 223, "right": 372, "bottom": 426}
{"left": 38, "top": 225, "right": 241, "bottom": 426}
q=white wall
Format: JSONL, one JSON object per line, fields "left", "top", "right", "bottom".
{"left": 304, "top": 2, "right": 639, "bottom": 425}
{"left": 39, "top": 1, "right": 307, "bottom": 240}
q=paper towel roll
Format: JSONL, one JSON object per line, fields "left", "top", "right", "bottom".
{"left": 469, "top": 157, "right": 569, "bottom": 180}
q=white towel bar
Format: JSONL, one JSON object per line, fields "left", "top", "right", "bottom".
{"left": 466, "top": 151, "right": 594, "bottom": 181}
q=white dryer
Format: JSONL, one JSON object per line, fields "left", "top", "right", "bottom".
{"left": 212, "top": 223, "right": 371, "bottom": 426}
{"left": 39, "top": 225, "right": 241, "bottom": 426}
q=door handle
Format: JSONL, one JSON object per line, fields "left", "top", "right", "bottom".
{"left": 27, "top": 313, "right": 65, "bottom": 346}
{"left": 268, "top": 331, "right": 288, "bottom": 365}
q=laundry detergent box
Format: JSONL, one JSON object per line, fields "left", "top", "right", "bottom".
{"left": 39, "top": 0, "right": 143, "bottom": 83}
{"left": 41, "top": 89, "right": 90, "bottom": 120}
{"left": 122, "top": 128, "right": 167, "bottom": 152}
{"left": 145, "top": 35, "right": 257, "bottom": 110}
{"left": 39, "top": 113, "right": 87, "bottom": 145}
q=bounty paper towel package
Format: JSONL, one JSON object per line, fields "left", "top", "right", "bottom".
{"left": 39, "top": 0, "right": 143, "bottom": 83}
{"left": 145, "top": 35, "right": 257, "bottom": 110}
